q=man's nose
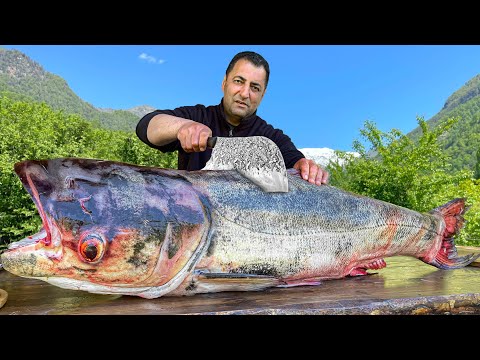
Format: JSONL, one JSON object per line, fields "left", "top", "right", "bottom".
{"left": 239, "top": 84, "right": 250, "bottom": 98}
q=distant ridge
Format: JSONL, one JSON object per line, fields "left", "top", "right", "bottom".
{"left": 406, "top": 73, "right": 480, "bottom": 172}
{"left": 125, "top": 105, "right": 156, "bottom": 118}
{"left": 97, "top": 105, "right": 155, "bottom": 117}
{"left": 301, "top": 73, "right": 480, "bottom": 172}
{"left": 299, "top": 148, "right": 360, "bottom": 167}
{"left": 0, "top": 48, "right": 155, "bottom": 132}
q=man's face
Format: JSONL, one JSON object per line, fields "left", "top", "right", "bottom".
{"left": 222, "top": 59, "right": 267, "bottom": 125}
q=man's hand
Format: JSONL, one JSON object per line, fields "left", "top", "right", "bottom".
{"left": 293, "top": 158, "right": 329, "bottom": 186}
{"left": 177, "top": 121, "right": 212, "bottom": 152}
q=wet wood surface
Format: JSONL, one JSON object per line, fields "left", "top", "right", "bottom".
{"left": 2, "top": 246, "right": 480, "bottom": 315}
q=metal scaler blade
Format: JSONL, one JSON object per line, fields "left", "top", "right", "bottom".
{"left": 202, "top": 136, "right": 289, "bottom": 192}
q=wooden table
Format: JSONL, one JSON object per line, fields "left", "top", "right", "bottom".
{"left": 2, "top": 247, "right": 480, "bottom": 315}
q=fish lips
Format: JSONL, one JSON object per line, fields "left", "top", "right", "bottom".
{"left": 1, "top": 160, "right": 57, "bottom": 275}
{"left": 14, "top": 159, "right": 54, "bottom": 246}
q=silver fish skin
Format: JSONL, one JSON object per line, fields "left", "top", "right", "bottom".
{"left": 1, "top": 158, "right": 477, "bottom": 299}
{"left": 169, "top": 169, "right": 478, "bottom": 295}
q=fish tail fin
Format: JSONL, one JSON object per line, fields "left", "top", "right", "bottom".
{"left": 424, "top": 198, "right": 479, "bottom": 269}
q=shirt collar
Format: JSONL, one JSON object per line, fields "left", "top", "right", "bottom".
{"left": 218, "top": 98, "right": 257, "bottom": 128}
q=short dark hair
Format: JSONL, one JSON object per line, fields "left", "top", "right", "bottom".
{"left": 225, "top": 51, "right": 270, "bottom": 89}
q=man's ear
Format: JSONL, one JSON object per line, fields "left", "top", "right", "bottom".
{"left": 221, "top": 76, "right": 226, "bottom": 92}
{"left": 262, "top": 87, "right": 267, "bottom": 99}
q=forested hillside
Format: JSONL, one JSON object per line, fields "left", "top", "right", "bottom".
{"left": 0, "top": 48, "right": 151, "bottom": 132}
{"left": 407, "top": 75, "right": 480, "bottom": 172}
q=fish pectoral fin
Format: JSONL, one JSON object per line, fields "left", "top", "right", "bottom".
{"left": 199, "top": 272, "right": 270, "bottom": 277}
{"left": 277, "top": 278, "right": 322, "bottom": 288}
{"left": 200, "top": 272, "right": 277, "bottom": 281}
{"left": 195, "top": 271, "right": 281, "bottom": 291}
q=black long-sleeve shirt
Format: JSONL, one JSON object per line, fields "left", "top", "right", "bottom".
{"left": 135, "top": 99, "right": 305, "bottom": 171}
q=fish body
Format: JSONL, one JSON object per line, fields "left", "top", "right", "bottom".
{"left": 1, "top": 157, "right": 477, "bottom": 298}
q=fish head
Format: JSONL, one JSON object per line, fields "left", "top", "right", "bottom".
{"left": 1, "top": 158, "right": 211, "bottom": 298}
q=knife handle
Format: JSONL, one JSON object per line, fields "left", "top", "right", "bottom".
{"left": 207, "top": 137, "right": 217, "bottom": 149}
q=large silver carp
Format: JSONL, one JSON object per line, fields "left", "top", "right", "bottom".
{"left": 1, "top": 157, "right": 477, "bottom": 298}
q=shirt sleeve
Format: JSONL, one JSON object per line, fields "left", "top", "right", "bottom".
{"left": 135, "top": 106, "right": 207, "bottom": 153}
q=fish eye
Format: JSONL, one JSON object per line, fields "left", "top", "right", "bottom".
{"left": 78, "top": 234, "right": 106, "bottom": 263}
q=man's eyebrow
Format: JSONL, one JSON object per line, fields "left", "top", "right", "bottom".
{"left": 233, "top": 75, "right": 263, "bottom": 89}
{"left": 233, "top": 75, "right": 247, "bottom": 81}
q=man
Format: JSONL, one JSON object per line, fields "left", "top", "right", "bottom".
{"left": 136, "top": 50, "right": 329, "bottom": 186}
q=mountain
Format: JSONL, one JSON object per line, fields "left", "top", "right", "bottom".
{"left": 1, "top": 48, "right": 479, "bottom": 172}
{"left": 299, "top": 148, "right": 360, "bottom": 168}
{"left": 406, "top": 74, "right": 480, "bottom": 172}
{"left": 303, "top": 74, "right": 480, "bottom": 172}
{"left": 97, "top": 105, "right": 155, "bottom": 118}
{"left": 125, "top": 105, "right": 156, "bottom": 118}
{"left": 0, "top": 48, "right": 153, "bottom": 132}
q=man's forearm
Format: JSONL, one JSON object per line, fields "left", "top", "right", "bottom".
{"left": 146, "top": 114, "right": 194, "bottom": 146}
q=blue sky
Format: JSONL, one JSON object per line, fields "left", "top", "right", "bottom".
{"left": 3, "top": 45, "right": 480, "bottom": 152}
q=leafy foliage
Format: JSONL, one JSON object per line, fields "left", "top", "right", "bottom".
{"left": 327, "top": 117, "right": 479, "bottom": 246}
{"left": 429, "top": 178, "right": 480, "bottom": 246}
{"left": 475, "top": 147, "right": 480, "bottom": 180}
{"left": 0, "top": 96, "right": 176, "bottom": 250}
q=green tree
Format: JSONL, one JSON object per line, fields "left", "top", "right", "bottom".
{"left": 327, "top": 116, "right": 480, "bottom": 246}
{"left": 429, "top": 178, "right": 480, "bottom": 246}
{"left": 327, "top": 116, "right": 472, "bottom": 212}
{"left": 475, "top": 147, "right": 480, "bottom": 180}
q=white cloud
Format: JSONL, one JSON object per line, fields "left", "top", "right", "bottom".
{"left": 139, "top": 53, "right": 166, "bottom": 64}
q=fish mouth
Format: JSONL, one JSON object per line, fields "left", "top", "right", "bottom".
{"left": 7, "top": 228, "right": 48, "bottom": 250}
{"left": 8, "top": 160, "right": 57, "bottom": 252}
{"left": 1, "top": 160, "right": 64, "bottom": 277}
